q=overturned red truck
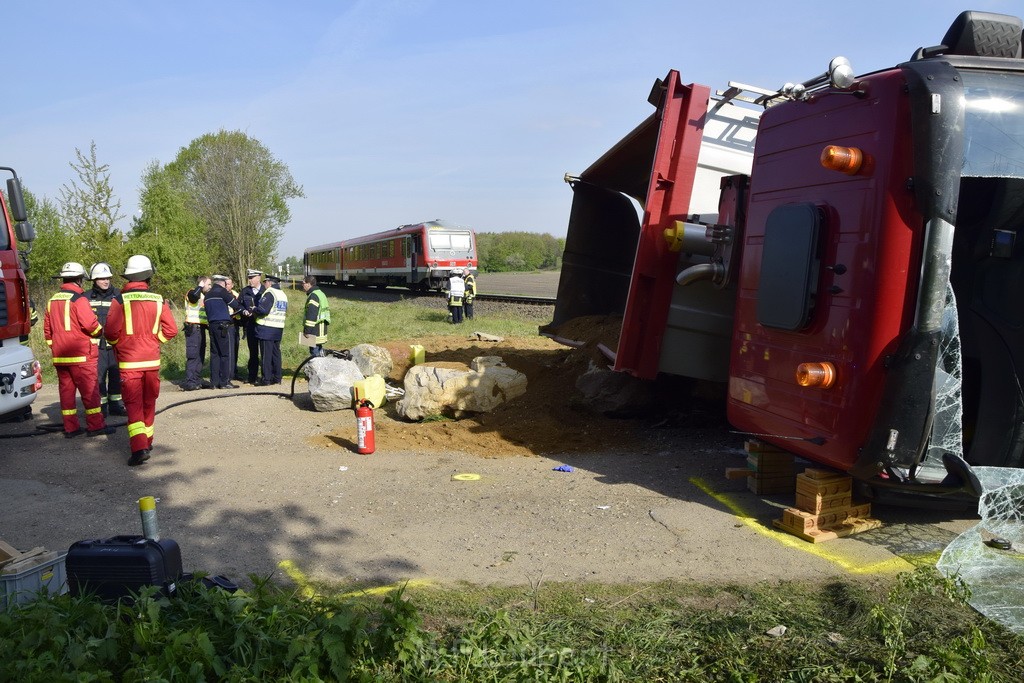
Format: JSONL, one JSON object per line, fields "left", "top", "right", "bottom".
{"left": 549, "top": 11, "right": 1024, "bottom": 508}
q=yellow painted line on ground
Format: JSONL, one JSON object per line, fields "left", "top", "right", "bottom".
{"left": 690, "top": 477, "right": 911, "bottom": 575}
{"left": 338, "top": 580, "right": 435, "bottom": 598}
{"left": 278, "top": 559, "right": 317, "bottom": 598}
{"left": 278, "top": 559, "right": 434, "bottom": 598}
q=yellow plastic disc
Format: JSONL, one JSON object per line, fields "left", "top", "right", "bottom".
{"left": 451, "top": 473, "right": 481, "bottom": 481}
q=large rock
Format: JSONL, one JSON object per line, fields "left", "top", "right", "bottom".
{"left": 349, "top": 343, "right": 393, "bottom": 378}
{"left": 305, "top": 357, "right": 364, "bottom": 411}
{"left": 396, "top": 357, "right": 528, "bottom": 420}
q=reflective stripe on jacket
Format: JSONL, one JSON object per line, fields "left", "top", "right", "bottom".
{"left": 43, "top": 284, "right": 102, "bottom": 365}
{"left": 304, "top": 288, "right": 331, "bottom": 326}
{"left": 104, "top": 282, "right": 179, "bottom": 371}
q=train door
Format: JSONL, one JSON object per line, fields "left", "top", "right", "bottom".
{"left": 405, "top": 236, "right": 417, "bottom": 287}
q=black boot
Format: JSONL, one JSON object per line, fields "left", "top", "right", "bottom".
{"left": 109, "top": 401, "right": 128, "bottom": 416}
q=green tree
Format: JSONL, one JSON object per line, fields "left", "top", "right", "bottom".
{"left": 166, "top": 130, "right": 304, "bottom": 279}
{"left": 280, "top": 255, "right": 303, "bottom": 278}
{"left": 21, "top": 187, "right": 73, "bottom": 289}
{"left": 476, "top": 231, "right": 564, "bottom": 272}
{"left": 57, "top": 141, "right": 126, "bottom": 268}
{"left": 126, "top": 162, "right": 212, "bottom": 298}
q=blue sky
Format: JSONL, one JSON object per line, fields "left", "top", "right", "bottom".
{"left": 0, "top": 0, "right": 1017, "bottom": 260}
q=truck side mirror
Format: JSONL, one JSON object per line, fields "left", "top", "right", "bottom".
{"left": 6, "top": 177, "right": 28, "bottom": 223}
{"left": 14, "top": 219, "right": 35, "bottom": 243}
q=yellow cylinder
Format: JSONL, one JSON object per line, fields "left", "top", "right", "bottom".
{"left": 409, "top": 344, "right": 425, "bottom": 366}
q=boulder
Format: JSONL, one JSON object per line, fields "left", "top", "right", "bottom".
{"left": 349, "top": 343, "right": 394, "bottom": 378}
{"left": 305, "top": 357, "right": 364, "bottom": 411}
{"left": 396, "top": 357, "right": 528, "bottom": 420}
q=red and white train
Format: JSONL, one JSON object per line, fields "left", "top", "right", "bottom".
{"left": 303, "top": 219, "right": 477, "bottom": 291}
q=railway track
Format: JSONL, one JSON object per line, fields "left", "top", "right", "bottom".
{"left": 285, "top": 278, "right": 556, "bottom": 306}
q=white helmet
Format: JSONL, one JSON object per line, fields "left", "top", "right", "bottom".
{"left": 58, "top": 262, "right": 87, "bottom": 278}
{"left": 123, "top": 254, "right": 154, "bottom": 281}
{"left": 89, "top": 262, "right": 113, "bottom": 279}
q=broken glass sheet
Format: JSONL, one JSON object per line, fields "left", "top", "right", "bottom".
{"left": 928, "top": 283, "right": 964, "bottom": 461}
{"left": 915, "top": 282, "right": 964, "bottom": 482}
{"left": 937, "top": 466, "right": 1024, "bottom": 634}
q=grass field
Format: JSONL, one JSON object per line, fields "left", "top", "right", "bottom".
{"left": 24, "top": 285, "right": 546, "bottom": 385}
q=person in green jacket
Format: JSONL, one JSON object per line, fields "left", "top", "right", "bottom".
{"left": 301, "top": 275, "right": 331, "bottom": 357}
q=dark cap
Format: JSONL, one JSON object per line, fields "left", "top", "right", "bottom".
{"left": 266, "top": 274, "right": 282, "bottom": 283}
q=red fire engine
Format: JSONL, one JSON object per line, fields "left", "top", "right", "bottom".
{"left": 0, "top": 167, "right": 41, "bottom": 420}
{"left": 551, "top": 11, "right": 1024, "bottom": 507}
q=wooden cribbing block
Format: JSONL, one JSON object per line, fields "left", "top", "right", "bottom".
{"left": 725, "top": 467, "right": 755, "bottom": 480}
{"left": 749, "top": 458, "right": 794, "bottom": 475}
{"left": 747, "top": 474, "right": 796, "bottom": 494}
{"left": 796, "top": 490, "right": 852, "bottom": 514}
{"left": 796, "top": 472, "right": 852, "bottom": 497}
{"left": 773, "top": 516, "right": 882, "bottom": 543}
{"left": 781, "top": 503, "right": 873, "bottom": 533}
{"left": 801, "top": 468, "right": 839, "bottom": 480}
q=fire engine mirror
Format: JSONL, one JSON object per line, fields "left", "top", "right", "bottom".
{"left": 757, "top": 203, "right": 822, "bottom": 331}
{"left": 6, "top": 177, "right": 28, "bottom": 224}
{"left": 14, "top": 220, "right": 35, "bottom": 244}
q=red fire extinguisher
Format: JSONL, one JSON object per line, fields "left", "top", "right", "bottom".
{"left": 356, "top": 400, "right": 376, "bottom": 454}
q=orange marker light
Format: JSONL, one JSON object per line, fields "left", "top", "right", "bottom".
{"left": 820, "top": 145, "right": 863, "bottom": 175}
{"left": 796, "top": 362, "right": 836, "bottom": 388}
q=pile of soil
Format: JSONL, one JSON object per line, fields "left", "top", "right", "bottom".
{"left": 306, "top": 316, "right": 647, "bottom": 457}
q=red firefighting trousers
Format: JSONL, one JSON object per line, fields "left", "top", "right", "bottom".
{"left": 120, "top": 369, "right": 161, "bottom": 453}
{"left": 57, "top": 363, "right": 104, "bottom": 433}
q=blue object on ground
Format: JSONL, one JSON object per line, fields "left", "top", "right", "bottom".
{"left": 553, "top": 465, "right": 574, "bottom": 473}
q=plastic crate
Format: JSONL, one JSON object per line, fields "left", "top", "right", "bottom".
{"left": 0, "top": 552, "right": 68, "bottom": 610}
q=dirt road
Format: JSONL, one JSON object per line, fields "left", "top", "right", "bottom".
{"left": 0, "top": 337, "right": 975, "bottom": 590}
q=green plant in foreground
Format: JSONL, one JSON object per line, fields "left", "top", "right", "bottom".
{"left": 868, "top": 567, "right": 995, "bottom": 683}
{"left": 3, "top": 570, "right": 1023, "bottom": 681}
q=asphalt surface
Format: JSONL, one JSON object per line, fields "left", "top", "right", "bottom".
{"left": 0, "top": 380, "right": 977, "bottom": 590}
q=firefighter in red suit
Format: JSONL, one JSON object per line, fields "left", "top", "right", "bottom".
{"left": 43, "top": 262, "right": 115, "bottom": 438}
{"left": 104, "top": 255, "right": 179, "bottom": 466}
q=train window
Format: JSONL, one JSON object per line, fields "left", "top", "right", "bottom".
{"left": 450, "top": 233, "right": 472, "bottom": 251}
{"left": 429, "top": 234, "right": 452, "bottom": 250}
{"left": 756, "top": 203, "right": 822, "bottom": 331}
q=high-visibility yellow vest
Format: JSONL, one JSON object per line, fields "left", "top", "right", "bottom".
{"left": 184, "top": 293, "right": 208, "bottom": 325}
{"left": 256, "top": 288, "right": 288, "bottom": 329}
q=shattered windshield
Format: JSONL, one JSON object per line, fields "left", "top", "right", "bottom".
{"left": 961, "top": 71, "right": 1024, "bottom": 178}
{"left": 938, "top": 466, "right": 1024, "bottom": 634}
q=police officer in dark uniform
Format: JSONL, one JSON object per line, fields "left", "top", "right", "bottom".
{"left": 239, "top": 268, "right": 265, "bottom": 384}
{"left": 202, "top": 274, "right": 242, "bottom": 389}
{"left": 86, "top": 263, "right": 127, "bottom": 416}
{"left": 254, "top": 275, "right": 288, "bottom": 384}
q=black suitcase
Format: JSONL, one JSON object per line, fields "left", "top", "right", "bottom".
{"left": 67, "top": 535, "right": 183, "bottom": 602}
